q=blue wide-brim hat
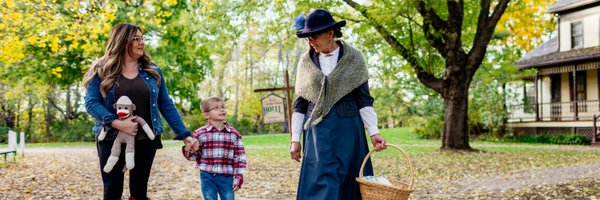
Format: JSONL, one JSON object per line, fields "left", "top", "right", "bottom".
{"left": 295, "top": 9, "right": 346, "bottom": 38}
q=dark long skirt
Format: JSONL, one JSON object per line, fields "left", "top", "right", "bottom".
{"left": 296, "top": 109, "right": 374, "bottom": 200}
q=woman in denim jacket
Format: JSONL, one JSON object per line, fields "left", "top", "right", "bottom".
{"left": 83, "top": 23, "right": 195, "bottom": 200}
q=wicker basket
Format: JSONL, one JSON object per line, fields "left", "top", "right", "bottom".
{"left": 356, "top": 144, "right": 414, "bottom": 200}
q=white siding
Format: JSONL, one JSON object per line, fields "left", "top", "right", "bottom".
{"left": 587, "top": 70, "right": 598, "bottom": 100}
{"left": 561, "top": 73, "right": 570, "bottom": 102}
{"left": 539, "top": 76, "right": 551, "bottom": 104}
{"left": 558, "top": 6, "right": 600, "bottom": 51}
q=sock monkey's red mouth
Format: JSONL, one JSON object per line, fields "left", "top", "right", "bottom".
{"left": 117, "top": 112, "right": 128, "bottom": 117}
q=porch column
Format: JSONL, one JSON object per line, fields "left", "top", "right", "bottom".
{"left": 535, "top": 74, "right": 539, "bottom": 121}
{"left": 573, "top": 65, "right": 578, "bottom": 120}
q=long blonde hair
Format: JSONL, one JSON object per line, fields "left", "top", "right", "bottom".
{"left": 82, "top": 23, "right": 161, "bottom": 97}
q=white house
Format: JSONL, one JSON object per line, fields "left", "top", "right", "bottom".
{"left": 507, "top": 0, "right": 600, "bottom": 144}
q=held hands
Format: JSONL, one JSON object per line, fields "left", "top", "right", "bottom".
{"left": 111, "top": 118, "right": 138, "bottom": 136}
{"left": 290, "top": 142, "right": 302, "bottom": 162}
{"left": 370, "top": 133, "right": 387, "bottom": 151}
{"left": 183, "top": 136, "right": 199, "bottom": 152}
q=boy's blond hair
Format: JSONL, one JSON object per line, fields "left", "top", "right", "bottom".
{"left": 201, "top": 96, "right": 224, "bottom": 113}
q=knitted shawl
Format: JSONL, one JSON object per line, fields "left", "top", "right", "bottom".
{"left": 295, "top": 42, "right": 369, "bottom": 128}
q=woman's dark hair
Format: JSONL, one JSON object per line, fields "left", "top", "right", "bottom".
{"left": 333, "top": 28, "right": 343, "bottom": 38}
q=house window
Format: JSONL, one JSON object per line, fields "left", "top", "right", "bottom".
{"left": 571, "top": 22, "right": 583, "bottom": 49}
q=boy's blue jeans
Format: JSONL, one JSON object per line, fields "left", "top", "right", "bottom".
{"left": 200, "top": 171, "right": 234, "bottom": 200}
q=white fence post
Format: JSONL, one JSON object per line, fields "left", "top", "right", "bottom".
{"left": 8, "top": 130, "right": 16, "bottom": 150}
{"left": 8, "top": 130, "right": 16, "bottom": 160}
{"left": 19, "top": 132, "right": 25, "bottom": 156}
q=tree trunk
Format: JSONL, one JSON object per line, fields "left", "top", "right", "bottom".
{"left": 16, "top": 101, "right": 20, "bottom": 129}
{"left": 441, "top": 79, "right": 472, "bottom": 150}
{"left": 64, "top": 86, "right": 71, "bottom": 128}
{"left": 45, "top": 91, "right": 53, "bottom": 142}
{"left": 496, "top": 83, "right": 508, "bottom": 137}
{"left": 234, "top": 83, "right": 239, "bottom": 122}
{"left": 0, "top": 83, "right": 15, "bottom": 129}
{"left": 0, "top": 104, "right": 15, "bottom": 129}
{"left": 26, "top": 95, "right": 35, "bottom": 137}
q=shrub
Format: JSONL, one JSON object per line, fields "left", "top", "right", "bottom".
{"left": 517, "top": 134, "right": 550, "bottom": 143}
{"left": 413, "top": 115, "right": 442, "bottom": 139}
{"left": 516, "top": 133, "right": 589, "bottom": 145}
{"left": 0, "top": 126, "right": 8, "bottom": 143}
{"left": 475, "top": 134, "right": 515, "bottom": 143}
{"left": 51, "top": 119, "right": 95, "bottom": 142}
{"left": 548, "top": 134, "right": 590, "bottom": 145}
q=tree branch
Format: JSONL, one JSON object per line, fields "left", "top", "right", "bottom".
{"left": 446, "top": 0, "right": 464, "bottom": 52}
{"left": 487, "top": 0, "right": 510, "bottom": 30}
{"left": 415, "top": 0, "right": 447, "bottom": 55}
{"left": 415, "top": 0, "right": 447, "bottom": 32}
{"left": 467, "top": 0, "right": 510, "bottom": 76}
{"left": 343, "top": 0, "right": 443, "bottom": 93}
{"left": 47, "top": 95, "right": 66, "bottom": 119}
{"left": 332, "top": 13, "right": 364, "bottom": 24}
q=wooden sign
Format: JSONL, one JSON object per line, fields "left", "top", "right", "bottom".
{"left": 261, "top": 94, "right": 286, "bottom": 124}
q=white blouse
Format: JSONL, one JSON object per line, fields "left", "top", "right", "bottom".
{"left": 291, "top": 47, "right": 380, "bottom": 142}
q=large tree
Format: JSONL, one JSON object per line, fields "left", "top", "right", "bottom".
{"left": 343, "top": 0, "right": 510, "bottom": 150}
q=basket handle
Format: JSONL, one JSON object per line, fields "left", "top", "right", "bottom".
{"left": 358, "top": 144, "right": 414, "bottom": 190}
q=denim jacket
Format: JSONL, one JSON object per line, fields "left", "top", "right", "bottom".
{"left": 84, "top": 63, "right": 191, "bottom": 140}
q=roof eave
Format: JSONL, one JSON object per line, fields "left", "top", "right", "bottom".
{"left": 547, "top": 1, "right": 600, "bottom": 13}
{"left": 517, "top": 54, "right": 600, "bottom": 69}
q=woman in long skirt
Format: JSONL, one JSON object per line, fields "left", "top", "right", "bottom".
{"left": 290, "top": 9, "right": 387, "bottom": 200}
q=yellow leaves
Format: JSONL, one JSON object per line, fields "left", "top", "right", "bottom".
{"left": 102, "top": 24, "right": 111, "bottom": 32}
{"left": 497, "top": 0, "right": 557, "bottom": 52}
{"left": 25, "top": 35, "right": 39, "bottom": 45}
{"left": 202, "top": 0, "right": 215, "bottom": 12}
{"left": 0, "top": 36, "right": 25, "bottom": 65}
{"left": 163, "top": 11, "right": 173, "bottom": 17}
{"left": 49, "top": 37, "right": 60, "bottom": 53}
{"left": 164, "top": 0, "right": 178, "bottom": 7}
{"left": 37, "top": 40, "right": 47, "bottom": 48}
{"left": 154, "top": 18, "right": 164, "bottom": 26}
{"left": 3, "top": 0, "right": 16, "bottom": 8}
{"left": 104, "top": 12, "right": 116, "bottom": 21}
{"left": 3, "top": 11, "right": 23, "bottom": 22}
{"left": 71, "top": 40, "right": 79, "bottom": 49}
{"left": 64, "top": 0, "right": 80, "bottom": 11}
{"left": 51, "top": 67, "right": 63, "bottom": 78}
{"left": 0, "top": 0, "right": 118, "bottom": 67}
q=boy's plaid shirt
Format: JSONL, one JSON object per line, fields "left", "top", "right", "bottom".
{"left": 182, "top": 122, "right": 246, "bottom": 185}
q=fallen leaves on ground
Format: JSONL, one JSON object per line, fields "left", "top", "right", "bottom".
{"left": 1, "top": 144, "right": 600, "bottom": 199}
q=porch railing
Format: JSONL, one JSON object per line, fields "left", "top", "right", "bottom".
{"left": 507, "top": 100, "right": 600, "bottom": 122}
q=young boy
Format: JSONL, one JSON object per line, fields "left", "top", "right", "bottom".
{"left": 182, "top": 96, "right": 246, "bottom": 200}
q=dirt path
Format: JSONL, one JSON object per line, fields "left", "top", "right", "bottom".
{"left": 5, "top": 144, "right": 600, "bottom": 199}
{"left": 418, "top": 161, "right": 600, "bottom": 198}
